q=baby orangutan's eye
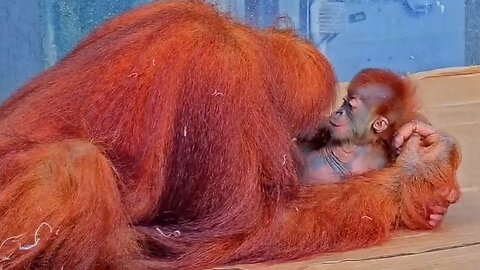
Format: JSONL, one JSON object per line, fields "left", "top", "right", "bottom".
{"left": 343, "top": 98, "right": 353, "bottom": 110}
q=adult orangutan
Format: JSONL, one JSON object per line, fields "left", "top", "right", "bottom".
{"left": 301, "top": 68, "right": 422, "bottom": 184}
{"left": 0, "top": 1, "right": 460, "bottom": 270}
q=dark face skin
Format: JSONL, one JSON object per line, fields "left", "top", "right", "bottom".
{"left": 329, "top": 85, "right": 392, "bottom": 143}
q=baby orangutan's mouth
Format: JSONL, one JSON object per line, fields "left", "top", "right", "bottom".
{"left": 329, "top": 120, "right": 341, "bottom": 128}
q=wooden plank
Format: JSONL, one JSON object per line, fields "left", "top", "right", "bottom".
{"left": 248, "top": 245, "right": 480, "bottom": 270}
{"left": 225, "top": 186, "right": 480, "bottom": 269}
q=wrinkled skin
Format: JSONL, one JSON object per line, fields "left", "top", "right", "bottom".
{"left": 394, "top": 120, "right": 461, "bottom": 227}
{"left": 329, "top": 85, "right": 393, "bottom": 143}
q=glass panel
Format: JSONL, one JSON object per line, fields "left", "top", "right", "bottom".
{"left": 0, "top": 0, "right": 477, "bottom": 96}
{"left": 208, "top": 0, "right": 469, "bottom": 81}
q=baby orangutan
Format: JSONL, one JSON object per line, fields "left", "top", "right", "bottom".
{"left": 301, "top": 68, "right": 420, "bottom": 184}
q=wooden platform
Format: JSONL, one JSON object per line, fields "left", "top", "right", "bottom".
{"left": 223, "top": 67, "right": 480, "bottom": 270}
{"left": 238, "top": 190, "right": 480, "bottom": 270}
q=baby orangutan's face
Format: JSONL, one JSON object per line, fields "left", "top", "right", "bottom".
{"left": 328, "top": 85, "right": 391, "bottom": 144}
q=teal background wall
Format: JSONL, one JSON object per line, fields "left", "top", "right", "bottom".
{"left": 0, "top": 0, "right": 148, "bottom": 100}
{"left": 1, "top": 0, "right": 479, "bottom": 100}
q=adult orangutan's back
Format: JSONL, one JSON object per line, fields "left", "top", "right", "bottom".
{"left": 0, "top": 1, "right": 460, "bottom": 270}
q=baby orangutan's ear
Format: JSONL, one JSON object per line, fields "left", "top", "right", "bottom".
{"left": 373, "top": 116, "right": 389, "bottom": 133}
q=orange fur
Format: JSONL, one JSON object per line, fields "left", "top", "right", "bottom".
{"left": 348, "top": 68, "right": 420, "bottom": 126}
{"left": 343, "top": 68, "right": 425, "bottom": 151}
{"left": 0, "top": 1, "right": 460, "bottom": 269}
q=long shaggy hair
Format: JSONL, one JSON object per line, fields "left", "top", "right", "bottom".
{"left": 0, "top": 1, "right": 460, "bottom": 270}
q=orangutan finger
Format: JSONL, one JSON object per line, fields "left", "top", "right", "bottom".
{"left": 430, "top": 214, "right": 444, "bottom": 221}
{"left": 412, "top": 121, "right": 437, "bottom": 138}
{"left": 393, "top": 121, "right": 417, "bottom": 148}
{"left": 393, "top": 120, "right": 437, "bottom": 149}
{"left": 428, "top": 220, "right": 439, "bottom": 227}
{"left": 401, "top": 133, "right": 422, "bottom": 153}
{"left": 446, "top": 189, "right": 460, "bottom": 203}
{"left": 429, "top": 205, "right": 447, "bottom": 214}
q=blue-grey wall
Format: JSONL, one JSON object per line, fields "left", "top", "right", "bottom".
{"left": 0, "top": 0, "right": 47, "bottom": 100}
{"left": 0, "top": 0, "right": 149, "bottom": 99}
{"left": 0, "top": 0, "right": 476, "bottom": 99}
{"left": 325, "top": 1, "right": 465, "bottom": 80}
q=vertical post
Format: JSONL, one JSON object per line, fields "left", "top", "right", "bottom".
{"left": 234, "top": 0, "right": 246, "bottom": 19}
{"left": 465, "top": 0, "right": 480, "bottom": 65}
{"left": 52, "top": 0, "right": 83, "bottom": 59}
{"left": 41, "top": 0, "right": 58, "bottom": 68}
{"left": 306, "top": 0, "right": 311, "bottom": 39}
{"left": 245, "top": 0, "right": 258, "bottom": 26}
{"left": 298, "top": 0, "right": 309, "bottom": 38}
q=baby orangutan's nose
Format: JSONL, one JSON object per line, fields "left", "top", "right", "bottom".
{"left": 330, "top": 110, "right": 344, "bottom": 123}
